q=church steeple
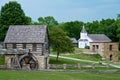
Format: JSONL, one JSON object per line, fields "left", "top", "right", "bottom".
{"left": 80, "top": 25, "right": 87, "bottom": 39}
{"left": 81, "top": 25, "right": 87, "bottom": 33}
{"left": 78, "top": 25, "right": 88, "bottom": 48}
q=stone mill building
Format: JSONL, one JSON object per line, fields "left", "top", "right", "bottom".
{"left": 3, "top": 25, "right": 49, "bottom": 70}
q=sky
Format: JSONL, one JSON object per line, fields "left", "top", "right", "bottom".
{"left": 0, "top": 0, "right": 120, "bottom": 23}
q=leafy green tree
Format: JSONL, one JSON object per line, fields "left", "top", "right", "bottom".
{"left": 49, "top": 27, "right": 74, "bottom": 61}
{"left": 59, "top": 21, "right": 83, "bottom": 40}
{"left": 117, "top": 14, "right": 120, "bottom": 38}
{"left": 85, "top": 19, "right": 117, "bottom": 42}
{"left": 0, "top": 1, "right": 31, "bottom": 41}
{"left": 99, "top": 19, "right": 117, "bottom": 42}
{"left": 38, "top": 17, "right": 45, "bottom": 25}
{"left": 38, "top": 16, "right": 58, "bottom": 29}
{"left": 116, "top": 14, "right": 120, "bottom": 49}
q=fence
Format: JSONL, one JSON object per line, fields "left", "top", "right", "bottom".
{"left": 48, "top": 63, "right": 110, "bottom": 69}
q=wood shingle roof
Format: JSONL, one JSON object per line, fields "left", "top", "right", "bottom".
{"left": 4, "top": 25, "right": 47, "bottom": 43}
{"left": 88, "top": 34, "right": 111, "bottom": 42}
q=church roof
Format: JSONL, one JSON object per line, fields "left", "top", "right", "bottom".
{"left": 81, "top": 26, "right": 87, "bottom": 33}
{"left": 4, "top": 25, "right": 47, "bottom": 43}
{"left": 78, "top": 39, "right": 88, "bottom": 41}
{"left": 88, "top": 34, "right": 111, "bottom": 42}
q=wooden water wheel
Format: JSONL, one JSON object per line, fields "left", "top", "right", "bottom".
{"left": 19, "top": 53, "right": 38, "bottom": 70}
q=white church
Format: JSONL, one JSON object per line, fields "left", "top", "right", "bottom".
{"left": 78, "top": 26, "right": 111, "bottom": 48}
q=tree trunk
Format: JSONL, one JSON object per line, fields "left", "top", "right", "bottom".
{"left": 56, "top": 51, "right": 59, "bottom": 61}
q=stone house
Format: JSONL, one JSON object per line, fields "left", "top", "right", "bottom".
{"left": 90, "top": 42, "right": 118, "bottom": 62}
{"left": 3, "top": 25, "right": 49, "bottom": 70}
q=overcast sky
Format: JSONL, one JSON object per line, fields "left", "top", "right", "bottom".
{"left": 0, "top": 0, "right": 120, "bottom": 23}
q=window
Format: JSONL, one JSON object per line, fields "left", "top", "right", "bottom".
{"left": 23, "top": 44, "right": 26, "bottom": 49}
{"left": 109, "top": 45, "right": 112, "bottom": 51}
{"left": 96, "top": 45, "right": 99, "bottom": 49}
{"left": 5, "top": 44, "right": 7, "bottom": 49}
{"left": 13, "top": 44, "right": 16, "bottom": 49}
{"left": 32, "top": 44, "right": 37, "bottom": 51}
{"left": 92, "top": 45, "right": 95, "bottom": 51}
{"left": 110, "top": 54, "right": 112, "bottom": 61}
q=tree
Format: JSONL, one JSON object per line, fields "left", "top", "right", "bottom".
{"left": 59, "top": 21, "right": 84, "bottom": 40}
{"left": 0, "top": 1, "right": 31, "bottom": 41}
{"left": 116, "top": 14, "right": 120, "bottom": 49}
{"left": 38, "top": 16, "right": 58, "bottom": 29}
{"left": 49, "top": 27, "right": 74, "bottom": 61}
{"left": 117, "top": 14, "right": 120, "bottom": 38}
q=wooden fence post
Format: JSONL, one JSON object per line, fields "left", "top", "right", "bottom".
{"left": 63, "top": 64, "right": 66, "bottom": 69}
{"left": 78, "top": 63, "right": 81, "bottom": 69}
{"left": 47, "top": 64, "right": 50, "bottom": 69}
{"left": 92, "top": 63, "right": 95, "bottom": 69}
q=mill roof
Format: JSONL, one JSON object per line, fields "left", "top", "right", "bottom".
{"left": 88, "top": 34, "right": 111, "bottom": 42}
{"left": 4, "top": 25, "right": 47, "bottom": 43}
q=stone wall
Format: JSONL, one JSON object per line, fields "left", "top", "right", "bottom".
{"left": 103, "top": 43, "right": 118, "bottom": 62}
{"left": 90, "top": 43, "right": 104, "bottom": 56}
{"left": 90, "top": 42, "right": 118, "bottom": 62}
{"left": 5, "top": 55, "right": 15, "bottom": 68}
{"left": 34, "top": 54, "right": 49, "bottom": 70}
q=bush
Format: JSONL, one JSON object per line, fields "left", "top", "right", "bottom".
{"left": 85, "top": 46, "right": 90, "bottom": 49}
{"left": 0, "top": 55, "right": 5, "bottom": 65}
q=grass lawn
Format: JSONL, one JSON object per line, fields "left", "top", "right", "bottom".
{"left": 0, "top": 70, "right": 120, "bottom": 80}
{"left": 61, "top": 53, "right": 102, "bottom": 61}
{"left": 51, "top": 48, "right": 102, "bottom": 61}
{"left": 49, "top": 56, "right": 92, "bottom": 65}
{"left": 50, "top": 57, "right": 119, "bottom": 70}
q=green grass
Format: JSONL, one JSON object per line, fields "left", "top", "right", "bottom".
{"left": 0, "top": 55, "right": 5, "bottom": 65}
{"left": 61, "top": 53, "right": 102, "bottom": 61}
{"left": 0, "top": 70, "right": 120, "bottom": 80}
{"left": 65, "top": 67, "right": 119, "bottom": 70}
{"left": 49, "top": 56, "right": 92, "bottom": 65}
{"left": 51, "top": 48, "right": 102, "bottom": 61}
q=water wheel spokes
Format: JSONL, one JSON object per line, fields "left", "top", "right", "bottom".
{"left": 19, "top": 53, "right": 38, "bottom": 70}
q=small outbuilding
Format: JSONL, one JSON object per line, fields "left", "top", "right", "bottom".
{"left": 70, "top": 38, "right": 78, "bottom": 47}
